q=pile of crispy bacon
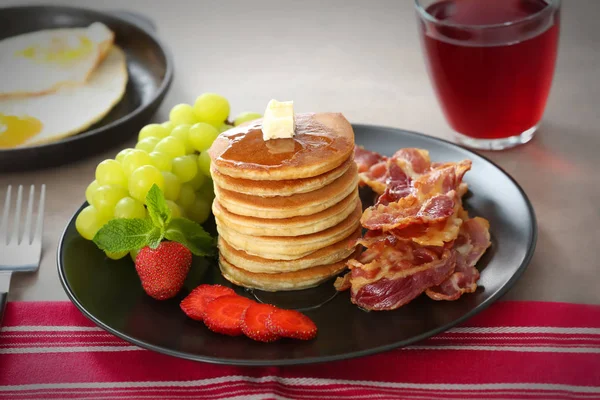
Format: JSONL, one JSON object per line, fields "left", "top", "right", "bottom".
{"left": 334, "top": 146, "right": 492, "bottom": 311}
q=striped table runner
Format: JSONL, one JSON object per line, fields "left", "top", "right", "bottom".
{"left": 0, "top": 300, "right": 599, "bottom": 399}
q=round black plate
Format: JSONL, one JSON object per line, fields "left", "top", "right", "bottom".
{"left": 57, "top": 125, "right": 537, "bottom": 366}
{"left": 0, "top": 6, "right": 173, "bottom": 172}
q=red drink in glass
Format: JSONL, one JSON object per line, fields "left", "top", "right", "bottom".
{"left": 416, "top": 0, "right": 561, "bottom": 150}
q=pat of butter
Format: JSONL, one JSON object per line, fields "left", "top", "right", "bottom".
{"left": 262, "top": 99, "right": 295, "bottom": 141}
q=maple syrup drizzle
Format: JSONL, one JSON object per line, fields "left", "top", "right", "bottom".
{"left": 217, "top": 119, "right": 350, "bottom": 169}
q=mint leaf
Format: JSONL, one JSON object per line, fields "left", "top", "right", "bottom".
{"left": 145, "top": 184, "right": 171, "bottom": 230}
{"left": 93, "top": 218, "right": 157, "bottom": 253}
{"left": 147, "top": 226, "right": 163, "bottom": 249}
{"left": 164, "top": 218, "right": 215, "bottom": 256}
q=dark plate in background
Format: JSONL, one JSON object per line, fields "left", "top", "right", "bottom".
{"left": 57, "top": 125, "right": 537, "bottom": 366}
{"left": 0, "top": 5, "right": 173, "bottom": 172}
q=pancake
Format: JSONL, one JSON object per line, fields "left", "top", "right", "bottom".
{"left": 212, "top": 190, "right": 360, "bottom": 237}
{"left": 214, "top": 162, "right": 359, "bottom": 219}
{"left": 218, "top": 227, "right": 361, "bottom": 273}
{"left": 210, "top": 156, "right": 353, "bottom": 198}
{"left": 216, "top": 202, "right": 362, "bottom": 260}
{"left": 218, "top": 251, "right": 357, "bottom": 292}
{"left": 208, "top": 112, "right": 355, "bottom": 180}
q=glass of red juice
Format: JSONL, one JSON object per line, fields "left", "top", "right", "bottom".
{"left": 415, "top": 0, "right": 561, "bottom": 150}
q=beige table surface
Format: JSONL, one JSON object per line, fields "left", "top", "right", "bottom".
{"left": 1, "top": 0, "right": 599, "bottom": 305}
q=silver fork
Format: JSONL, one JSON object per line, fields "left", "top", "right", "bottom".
{"left": 0, "top": 185, "right": 45, "bottom": 325}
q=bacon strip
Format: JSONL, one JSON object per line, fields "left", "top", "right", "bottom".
{"left": 335, "top": 232, "right": 456, "bottom": 310}
{"left": 340, "top": 147, "right": 489, "bottom": 311}
{"left": 355, "top": 146, "right": 389, "bottom": 194}
{"left": 355, "top": 146, "right": 387, "bottom": 173}
{"left": 391, "top": 209, "right": 463, "bottom": 247}
{"left": 351, "top": 252, "right": 456, "bottom": 310}
{"left": 362, "top": 191, "right": 456, "bottom": 232}
{"left": 358, "top": 161, "right": 389, "bottom": 195}
{"left": 355, "top": 147, "right": 432, "bottom": 199}
{"left": 413, "top": 161, "right": 471, "bottom": 201}
{"left": 426, "top": 217, "right": 491, "bottom": 301}
{"left": 376, "top": 160, "right": 413, "bottom": 205}
{"left": 361, "top": 160, "right": 471, "bottom": 233}
{"left": 393, "top": 148, "right": 431, "bottom": 175}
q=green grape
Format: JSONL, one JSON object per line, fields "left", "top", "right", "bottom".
{"left": 188, "top": 172, "right": 206, "bottom": 191}
{"left": 203, "top": 189, "right": 216, "bottom": 203}
{"left": 106, "top": 251, "right": 128, "bottom": 260}
{"left": 172, "top": 155, "right": 198, "bottom": 183}
{"left": 169, "top": 104, "right": 198, "bottom": 125}
{"left": 129, "top": 165, "right": 165, "bottom": 203}
{"left": 162, "top": 171, "right": 181, "bottom": 201}
{"left": 92, "top": 185, "right": 129, "bottom": 217}
{"left": 96, "top": 159, "right": 128, "bottom": 188}
{"left": 154, "top": 136, "right": 186, "bottom": 159}
{"left": 130, "top": 248, "right": 140, "bottom": 262}
{"left": 166, "top": 200, "right": 183, "bottom": 218}
{"left": 161, "top": 121, "right": 175, "bottom": 133}
{"left": 189, "top": 122, "right": 219, "bottom": 152}
{"left": 75, "top": 205, "right": 109, "bottom": 240}
{"left": 122, "top": 149, "right": 152, "bottom": 177}
{"left": 197, "top": 151, "right": 212, "bottom": 176}
{"left": 233, "top": 112, "right": 262, "bottom": 126}
{"left": 113, "top": 196, "right": 147, "bottom": 219}
{"left": 218, "top": 123, "right": 232, "bottom": 133}
{"left": 170, "top": 124, "right": 194, "bottom": 154}
{"left": 177, "top": 183, "right": 196, "bottom": 209}
{"left": 193, "top": 93, "right": 230, "bottom": 125}
{"left": 85, "top": 180, "right": 100, "bottom": 205}
{"left": 135, "top": 137, "right": 160, "bottom": 153}
{"left": 139, "top": 124, "right": 169, "bottom": 141}
{"left": 115, "top": 148, "right": 134, "bottom": 163}
{"left": 186, "top": 197, "right": 211, "bottom": 224}
{"left": 198, "top": 178, "right": 215, "bottom": 202}
{"left": 149, "top": 151, "right": 172, "bottom": 172}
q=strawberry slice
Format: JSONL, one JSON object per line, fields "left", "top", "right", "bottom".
{"left": 241, "top": 303, "right": 279, "bottom": 343}
{"left": 266, "top": 309, "right": 317, "bottom": 340}
{"left": 203, "top": 294, "right": 256, "bottom": 336}
{"left": 180, "top": 284, "right": 236, "bottom": 322}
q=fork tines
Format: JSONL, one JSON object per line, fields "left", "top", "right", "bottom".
{"left": 0, "top": 185, "right": 46, "bottom": 246}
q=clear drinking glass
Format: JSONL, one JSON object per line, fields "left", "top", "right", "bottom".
{"left": 415, "top": 0, "right": 561, "bottom": 150}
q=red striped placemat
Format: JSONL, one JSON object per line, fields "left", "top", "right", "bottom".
{"left": 1, "top": 300, "right": 599, "bottom": 399}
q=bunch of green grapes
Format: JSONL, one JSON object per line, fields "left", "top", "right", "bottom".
{"left": 76, "top": 92, "right": 262, "bottom": 260}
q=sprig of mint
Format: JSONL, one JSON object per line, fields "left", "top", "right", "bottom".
{"left": 93, "top": 184, "right": 215, "bottom": 256}
{"left": 145, "top": 183, "right": 172, "bottom": 231}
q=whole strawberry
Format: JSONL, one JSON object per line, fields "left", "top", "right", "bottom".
{"left": 93, "top": 185, "right": 215, "bottom": 301}
{"left": 135, "top": 241, "right": 192, "bottom": 300}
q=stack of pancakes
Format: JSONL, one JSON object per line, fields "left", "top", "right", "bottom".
{"left": 207, "top": 112, "right": 362, "bottom": 292}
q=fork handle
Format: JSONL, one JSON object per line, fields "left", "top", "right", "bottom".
{"left": 0, "top": 292, "right": 6, "bottom": 327}
{"left": 0, "top": 271, "right": 12, "bottom": 327}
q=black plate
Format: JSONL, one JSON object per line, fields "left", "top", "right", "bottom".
{"left": 57, "top": 125, "right": 537, "bottom": 366}
{"left": 0, "top": 5, "right": 173, "bottom": 172}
